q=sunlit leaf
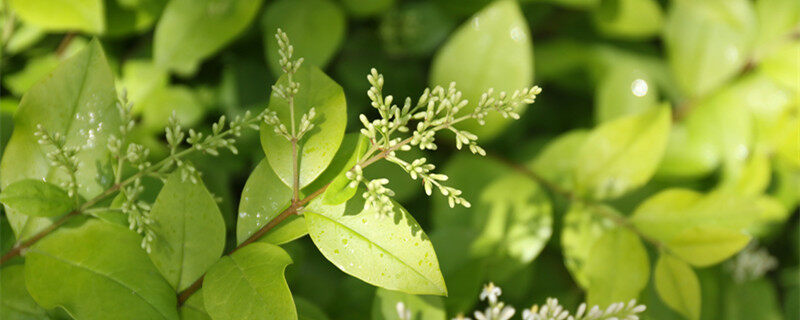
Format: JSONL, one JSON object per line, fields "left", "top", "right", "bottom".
{"left": 0, "top": 39, "right": 121, "bottom": 240}
{"left": 305, "top": 195, "right": 447, "bottom": 295}
{"left": 664, "top": 0, "right": 756, "bottom": 97}
{"left": 203, "top": 243, "right": 296, "bottom": 320}
{"left": 592, "top": 0, "right": 663, "bottom": 39}
{"left": 148, "top": 172, "right": 226, "bottom": 291}
{"left": 585, "top": 227, "right": 650, "bottom": 307}
{"left": 430, "top": 0, "right": 534, "bottom": 140}
{"left": 561, "top": 203, "right": 615, "bottom": 288}
{"left": 575, "top": 104, "right": 671, "bottom": 199}
{"left": 236, "top": 159, "right": 304, "bottom": 246}
{"left": 529, "top": 130, "right": 588, "bottom": 191}
{"left": 0, "top": 179, "right": 73, "bottom": 217}
{"left": 594, "top": 63, "right": 659, "bottom": 123}
{"left": 655, "top": 253, "right": 701, "bottom": 320}
{"left": 260, "top": 65, "right": 347, "bottom": 189}
{"left": 8, "top": 0, "right": 104, "bottom": 33}
{"left": 471, "top": 174, "right": 552, "bottom": 277}
{"left": 25, "top": 219, "right": 178, "bottom": 319}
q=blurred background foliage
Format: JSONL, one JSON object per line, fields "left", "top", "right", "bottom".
{"left": 0, "top": 0, "right": 797, "bottom": 319}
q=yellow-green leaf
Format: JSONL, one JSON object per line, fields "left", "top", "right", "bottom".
{"left": 148, "top": 173, "right": 226, "bottom": 291}
{"left": 203, "top": 243, "right": 296, "bottom": 320}
{"left": 667, "top": 226, "right": 750, "bottom": 267}
{"left": 575, "top": 104, "right": 671, "bottom": 199}
{"left": 0, "top": 179, "right": 73, "bottom": 217}
{"left": 430, "top": 0, "right": 533, "bottom": 140}
{"left": 305, "top": 195, "right": 447, "bottom": 295}
{"left": 25, "top": 219, "right": 179, "bottom": 319}
{"left": 9, "top": 0, "right": 105, "bottom": 33}
{"left": 260, "top": 65, "right": 347, "bottom": 189}
{"left": 585, "top": 228, "right": 650, "bottom": 307}
{"left": 655, "top": 253, "right": 701, "bottom": 320}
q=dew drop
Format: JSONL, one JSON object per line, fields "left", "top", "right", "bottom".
{"left": 631, "top": 79, "right": 648, "bottom": 97}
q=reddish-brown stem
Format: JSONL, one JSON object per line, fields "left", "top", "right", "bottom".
{"left": 0, "top": 210, "right": 80, "bottom": 264}
{"left": 0, "top": 183, "right": 124, "bottom": 264}
{"left": 55, "top": 33, "right": 76, "bottom": 56}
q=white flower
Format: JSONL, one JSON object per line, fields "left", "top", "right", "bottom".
{"left": 479, "top": 283, "right": 502, "bottom": 305}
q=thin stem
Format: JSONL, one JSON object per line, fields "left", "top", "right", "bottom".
{"left": 0, "top": 210, "right": 80, "bottom": 264}
{"left": 55, "top": 33, "right": 75, "bottom": 57}
{"left": 492, "top": 156, "right": 665, "bottom": 249}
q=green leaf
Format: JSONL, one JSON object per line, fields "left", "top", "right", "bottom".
{"left": 585, "top": 228, "right": 650, "bottom": 307}
{"left": 0, "top": 179, "right": 73, "bottom": 217}
{"left": 260, "top": 65, "right": 347, "bottom": 189}
{"left": 430, "top": 227, "right": 484, "bottom": 313}
{"left": 560, "top": 203, "right": 615, "bottom": 288}
{"left": 153, "top": 0, "right": 264, "bottom": 75}
{"left": 372, "top": 288, "right": 446, "bottom": 320}
{"left": 203, "top": 242, "right": 297, "bottom": 320}
{"left": 433, "top": 154, "right": 511, "bottom": 229}
{"left": 379, "top": 2, "right": 455, "bottom": 57}
{"left": 594, "top": 63, "right": 659, "bottom": 123}
{"left": 295, "top": 297, "right": 330, "bottom": 320}
{"left": 1, "top": 265, "right": 49, "bottom": 319}
{"left": 180, "top": 289, "right": 212, "bottom": 320}
{"left": 754, "top": 0, "right": 800, "bottom": 54}
{"left": 664, "top": 0, "right": 756, "bottom": 97}
{"left": 313, "top": 133, "right": 370, "bottom": 205}
{"left": 630, "top": 189, "right": 763, "bottom": 266}
{"left": 654, "top": 253, "right": 701, "bottom": 320}
{"left": 630, "top": 189, "right": 759, "bottom": 242}
{"left": 722, "top": 279, "right": 783, "bottom": 320}
{"left": 0, "top": 39, "right": 121, "bottom": 241}
{"left": 105, "top": 0, "right": 165, "bottom": 37}
{"left": 305, "top": 195, "right": 447, "bottom": 296}
{"left": 118, "top": 59, "right": 169, "bottom": 105}
{"left": 667, "top": 227, "right": 750, "bottom": 267}
{"left": 3, "top": 38, "right": 87, "bottom": 96}
{"left": 760, "top": 40, "right": 800, "bottom": 93}
{"left": 8, "top": 0, "right": 104, "bottom": 33}
{"left": 25, "top": 219, "right": 178, "bottom": 319}
{"left": 261, "top": 0, "right": 346, "bottom": 77}
{"left": 430, "top": 0, "right": 533, "bottom": 140}
{"left": 471, "top": 174, "right": 552, "bottom": 276}
{"left": 236, "top": 159, "right": 304, "bottom": 246}
{"left": 575, "top": 104, "right": 671, "bottom": 199}
{"left": 530, "top": 130, "right": 588, "bottom": 191}
{"left": 341, "top": 0, "right": 395, "bottom": 18}
{"left": 148, "top": 172, "right": 225, "bottom": 291}
{"left": 592, "top": 0, "right": 663, "bottom": 39}
{"left": 139, "top": 86, "right": 205, "bottom": 131}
